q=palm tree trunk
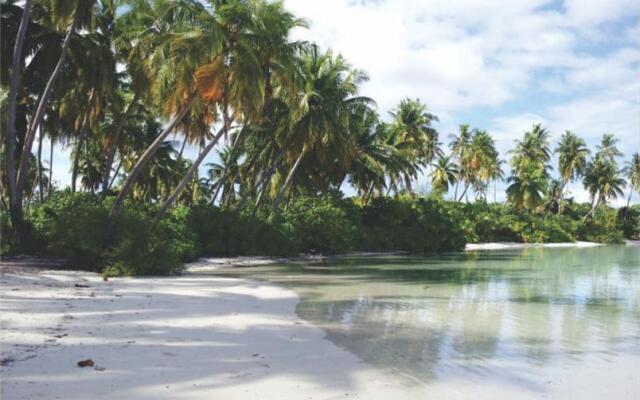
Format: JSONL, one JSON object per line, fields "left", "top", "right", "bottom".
{"left": 48, "top": 136, "right": 54, "bottom": 198}
{"left": 210, "top": 128, "right": 246, "bottom": 204}
{"left": 453, "top": 180, "right": 460, "bottom": 200}
{"left": 37, "top": 128, "right": 44, "bottom": 203}
{"left": 16, "top": 7, "right": 80, "bottom": 196}
{"left": 272, "top": 151, "right": 305, "bottom": 212}
{"left": 493, "top": 180, "right": 497, "bottom": 203}
{"left": 110, "top": 94, "right": 196, "bottom": 217}
{"left": 101, "top": 94, "right": 139, "bottom": 195}
{"left": 154, "top": 123, "right": 229, "bottom": 221}
{"left": 71, "top": 106, "right": 91, "bottom": 193}
{"left": 583, "top": 192, "right": 599, "bottom": 220}
{"left": 5, "top": 0, "right": 33, "bottom": 247}
{"left": 108, "top": 157, "right": 123, "bottom": 190}
{"left": 71, "top": 147, "right": 79, "bottom": 193}
{"left": 458, "top": 183, "right": 470, "bottom": 202}
{"left": 177, "top": 137, "right": 187, "bottom": 160}
{"left": 249, "top": 154, "right": 283, "bottom": 214}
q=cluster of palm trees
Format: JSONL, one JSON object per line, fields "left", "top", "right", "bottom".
{"left": 2, "top": 0, "right": 639, "bottom": 246}
{"left": 504, "top": 126, "right": 639, "bottom": 214}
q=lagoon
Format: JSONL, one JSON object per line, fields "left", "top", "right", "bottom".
{"left": 211, "top": 246, "right": 640, "bottom": 399}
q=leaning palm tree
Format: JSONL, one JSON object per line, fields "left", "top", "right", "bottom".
{"left": 110, "top": 0, "right": 213, "bottom": 217}
{"left": 4, "top": 0, "right": 34, "bottom": 245}
{"left": 16, "top": 0, "right": 97, "bottom": 197}
{"left": 157, "top": 0, "right": 305, "bottom": 219}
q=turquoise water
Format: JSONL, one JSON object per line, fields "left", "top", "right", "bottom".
{"left": 212, "top": 246, "right": 640, "bottom": 398}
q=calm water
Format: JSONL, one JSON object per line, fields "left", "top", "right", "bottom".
{"left": 210, "top": 246, "right": 640, "bottom": 398}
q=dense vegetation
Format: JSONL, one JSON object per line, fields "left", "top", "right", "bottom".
{"left": 2, "top": 1, "right": 639, "bottom": 276}
{"left": 2, "top": 192, "right": 638, "bottom": 276}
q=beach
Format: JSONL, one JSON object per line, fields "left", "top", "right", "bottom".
{"left": 0, "top": 262, "right": 418, "bottom": 399}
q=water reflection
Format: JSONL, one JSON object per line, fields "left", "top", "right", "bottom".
{"left": 208, "top": 246, "right": 640, "bottom": 394}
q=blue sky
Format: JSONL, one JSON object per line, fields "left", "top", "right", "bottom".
{"left": 45, "top": 0, "right": 639, "bottom": 204}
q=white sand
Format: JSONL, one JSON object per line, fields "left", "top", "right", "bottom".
{"left": 0, "top": 264, "right": 420, "bottom": 399}
{"left": 465, "top": 241, "right": 603, "bottom": 251}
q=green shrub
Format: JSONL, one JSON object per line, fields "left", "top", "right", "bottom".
{"left": 578, "top": 208, "right": 625, "bottom": 244}
{"left": 27, "top": 192, "right": 196, "bottom": 276}
{"left": 280, "top": 196, "right": 358, "bottom": 253}
{"left": 358, "top": 196, "right": 466, "bottom": 253}
{"left": 188, "top": 205, "right": 294, "bottom": 256}
{"left": 8, "top": 191, "right": 631, "bottom": 277}
{"left": 1, "top": 210, "right": 17, "bottom": 256}
{"left": 102, "top": 206, "right": 191, "bottom": 276}
{"left": 618, "top": 205, "right": 640, "bottom": 240}
{"left": 29, "top": 192, "right": 108, "bottom": 269}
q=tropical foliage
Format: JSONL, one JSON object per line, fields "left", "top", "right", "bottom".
{"left": 1, "top": 0, "right": 638, "bottom": 275}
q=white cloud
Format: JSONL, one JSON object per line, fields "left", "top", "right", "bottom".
{"left": 284, "top": 0, "right": 639, "bottom": 203}
{"left": 286, "top": 0, "right": 575, "bottom": 112}
{"left": 564, "top": 0, "right": 639, "bottom": 26}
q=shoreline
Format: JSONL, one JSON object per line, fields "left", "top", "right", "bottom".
{"left": 186, "top": 242, "right": 637, "bottom": 272}
{"left": 0, "top": 263, "right": 418, "bottom": 399}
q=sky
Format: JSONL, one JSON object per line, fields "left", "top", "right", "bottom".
{"left": 44, "top": 0, "right": 640, "bottom": 205}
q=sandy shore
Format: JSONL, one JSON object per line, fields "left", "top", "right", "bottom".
{"left": 0, "top": 263, "right": 419, "bottom": 399}
{"left": 464, "top": 241, "right": 604, "bottom": 251}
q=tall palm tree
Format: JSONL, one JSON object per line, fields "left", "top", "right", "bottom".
{"left": 555, "top": 130, "right": 589, "bottom": 204}
{"left": 4, "top": 0, "right": 33, "bottom": 245}
{"left": 157, "top": 0, "right": 305, "bottom": 219}
{"left": 16, "top": 0, "right": 97, "bottom": 199}
{"left": 110, "top": 0, "right": 212, "bottom": 217}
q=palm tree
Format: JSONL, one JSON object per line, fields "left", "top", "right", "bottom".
{"left": 157, "top": 0, "right": 305, "bottom": 219}
{"left": 4, "top": 0, "right": 34, "bottom": 245}
{"left": 583, "top": 134, "right": 626, "bottom": 216}
{"left": 449, "top": 124, "right": 472, "bottom": 200}
{"left": 110, "top": 0, "right": 212, "bottom": 217}
{"left": 271, "top": 44, "right": 372, "bottom": 210}
{"left": 507, "top": 124, "right": 551, "bottom": 211}
{"left": 506, "top": 163, "right": 547, "bottom": 210}
{"left": 454, "top": 128, "right": 499, "bottom": 202}
{"left": 430, "top": 155, "right": 457, "bottom": 197}
{"left": 555, "top": 130, "right": 589, "bottom": 205}
{"left": 345, "top": 104, "right": 392, "bottom": 200}
{"left": 624, "top": 153, "right": 640, "bottom": 208}
{"left": 16, "top": 0, "right": 97, "bottom": 200}
{"left": 207, "top": 144, "right": 243, "bottom": 206}
{"left": 388, "top": 98, "right": 440, "bottom": 193}
{"left": 488, "top": 158, "right": 505, "bottom": 203}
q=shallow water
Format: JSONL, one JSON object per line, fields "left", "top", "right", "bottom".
{"left": 211, "top": 246, "right": 640, "bottom": 399}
